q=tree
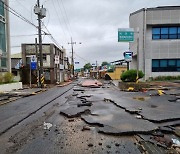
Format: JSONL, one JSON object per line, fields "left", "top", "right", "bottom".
{"left": 83, "top": 63, "right": 92, "bottom": 70}
{"left": 101, "top": 61, "right": 109, "bottom": 66}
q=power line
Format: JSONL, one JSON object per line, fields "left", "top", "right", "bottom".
{"left": 41, "top": 21, "right": 63, "bottom": 49}
{"left": 59, "top": 0, "right": 73, "bottom": 37}
{"left": 1, "top": 1, "right": 63, "bottom": 50}
{"left": 51, "top": 0, "right": 69, "bottom": 42}
{"left": 2, "top": 1, "right": 37, "bottom": 28}
{"left": 15, "top": 0, "right": 31, "bottom": 13}
{"left": 11, "top": 34, "right": 37, "bottom": 37}
{"left": 74, "top": 53, "right": 90, "bottom": 63}
{"left": 55, "top": 0, "right": 72, "bottom": 38}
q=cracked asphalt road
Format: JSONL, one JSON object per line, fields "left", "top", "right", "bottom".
{"left": 0, "top": 79, "right": 179, "bottom": 154}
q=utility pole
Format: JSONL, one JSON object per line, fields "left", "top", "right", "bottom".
{"left": 35, "top": 38, "right": 40, "bottom": 87}
{"left": 96, "top": 60, "right": 98, "bottom": 79}
{"left": 34, "top": 0, "right": 46, "bottom": 87}
{"left": 37, "top": 0, "right": 43, "bottom": 88}
{"left": 68, "top": 38, "right": 82, "bottom": 78}
{"left": 68, "top": 37, "right": 76, "bottom": 78}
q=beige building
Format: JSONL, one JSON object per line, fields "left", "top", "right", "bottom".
{"left": 129, "top": 6, "right": 180, "bottom": 80}
{"left": 0, "top": 0, "right": 11, "bottom": 72}
{"left": 21, "top": 43, "right": 69, "bottom": 84}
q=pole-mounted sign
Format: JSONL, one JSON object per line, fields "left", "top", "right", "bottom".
{"left": 118, "top": 28, "right": 134, "bottom": 42}
{"left": 30, "top": 55, "right": 37, "bottom": 70}
{"left": 75, "top": 62, "right": 79, "bottom": 64}
{"left": 123, "top": 51, "right": 133, "bottom": 62}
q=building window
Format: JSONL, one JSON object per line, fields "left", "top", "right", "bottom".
{"left": 152, "top": 27, "right": 180, "bottom": 40}
{"left": 152, "top": 59, "right": 180, "bottom": 72}
{"left": 26, "top": 57, "right": 31, "bottom": 65}
{"left": 178, "top": 27, "right": 180, "bottom": 39}
{"left": 152, "top": 59, "right": 159, "bottom": 68}
{"left": 0, "top": 22, "right": 6, "bottom": 53}
{"left": 43, "top": 54, "right": 47, "bottom": 61}
{"left": 160, "top": 60, "right": 167, "bottom": 67}
{"left": 37, "top": 54, "right": 47, "bottom": 61}
{"left": 0, "top": 1, "right": 5, "bottom": 17}
{"left": 1, "top": 57, "right": 6, "bottom": 67}
{"left": 152, "top": 28, "right": 160, "bottom": 40}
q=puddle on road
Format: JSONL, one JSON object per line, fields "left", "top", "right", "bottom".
{"left": 43, "top": 122, "right": 53, "bottom": 130}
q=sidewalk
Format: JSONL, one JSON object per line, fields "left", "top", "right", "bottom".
{"left": 0, "top": 81, "right": 74, "bottom": 106}
{"left": 0, "top": 88, "right": 46, "bottom": 106}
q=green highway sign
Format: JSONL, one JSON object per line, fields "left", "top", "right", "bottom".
{"left": 118, "top": 28, "right": 134, "bottom": 42}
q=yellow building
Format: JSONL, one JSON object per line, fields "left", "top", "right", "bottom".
{"left": 106, "top": 65, "right": 127, "bottom": 80}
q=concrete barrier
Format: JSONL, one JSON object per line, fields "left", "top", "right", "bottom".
{"left": 0, "top": 82, "right": 23, "bottom": 92}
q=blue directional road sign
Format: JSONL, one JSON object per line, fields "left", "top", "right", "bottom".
{"left": 31, "top": 62, "right": 37, "bottom": 70}
{"left": 30, "top": 55, "right": 37, "bottom": 70}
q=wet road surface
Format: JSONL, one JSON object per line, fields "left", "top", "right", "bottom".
{"left": 0, "top": 79, "right": 179, "bottom": 154}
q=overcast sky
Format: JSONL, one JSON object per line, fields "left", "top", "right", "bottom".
{"left": 9, "top": 0, "right": 180, "bottom": 68}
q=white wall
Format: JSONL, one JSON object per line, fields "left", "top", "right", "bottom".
{"left": 0, "top": 82, "right": 22, "bottom": 92}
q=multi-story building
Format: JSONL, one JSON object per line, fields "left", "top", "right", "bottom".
{"left": 11, "top": 53, "right": 22, "bottom": 81}
{"left": 21, "top": 43, "right": 69, "bottom": 84}
{"left": 0, "top": 0, "right": 11, "bottom": 72}
{"left": 129, "top": 6, "right": 180, "bottom": 80}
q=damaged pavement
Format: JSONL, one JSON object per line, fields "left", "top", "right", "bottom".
{"left": 60, "top": 79, "right": 180, "bottom": 153}
{"left": 0, "top": 79, "right": 179, "bottom": 153}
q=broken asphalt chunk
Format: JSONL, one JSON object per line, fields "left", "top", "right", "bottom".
{"left": 82, "top": 125, "right": 91, "bottom": 131}
{"left": 73, "top": 88, "right": 85, "bottom": 92}
{"left": 77, "top": 102, "right": 92, "bottom": 107}
{"left": 60, "top": 107, "right": 90, "bottom": 118}
{"left": 82, "top": 113, "right": 157, "bottom": 135}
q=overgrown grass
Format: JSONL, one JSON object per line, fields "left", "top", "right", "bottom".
{"left": 0, "top": 72, "right": 15, "bottom": 84}
{"left": 150, "top": 76, "right": 180, "bottom": 81}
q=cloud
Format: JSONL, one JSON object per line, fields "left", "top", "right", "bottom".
{"left": 9, "top": 0, "right": 180, "bottom": 67}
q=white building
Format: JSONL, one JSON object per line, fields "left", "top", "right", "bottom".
{"left": 0, "top": 0, "right": 11, "bottom": 72}
{"left": 129, "top": 6, "right": 180, "bottom": 80}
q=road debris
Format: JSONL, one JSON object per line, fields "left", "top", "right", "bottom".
{"left": 60, "top": 107, "right": 91, "bottom": 118}
{"left": 82, "top": 125, "right": 91, "bottom": 131}
{"left": 158, "top": 90, "right": 165, "bottom": 96}
{"left": 43, "top": 122, "right": 53, "bottom": 130}
{"left": 172, "top": 138, "right": 180, "bottom": 146}
{"left": 128, "top": 87, "right": 134, "bottom": 91}
{"left": 81, "top": 80, "right": 102, "bottom": 88}
{"left": 3, "top": 79, "right": 179, "bottom": 153}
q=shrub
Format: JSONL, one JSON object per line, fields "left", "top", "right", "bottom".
{"left": 151, "top": 76, "right": 180, "bottom": 81}
{"left": 3, "top": 72, "right": 14, "bottom": 83}
{"left": 121, "top": 69, "right": 144, "bottom": 82}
